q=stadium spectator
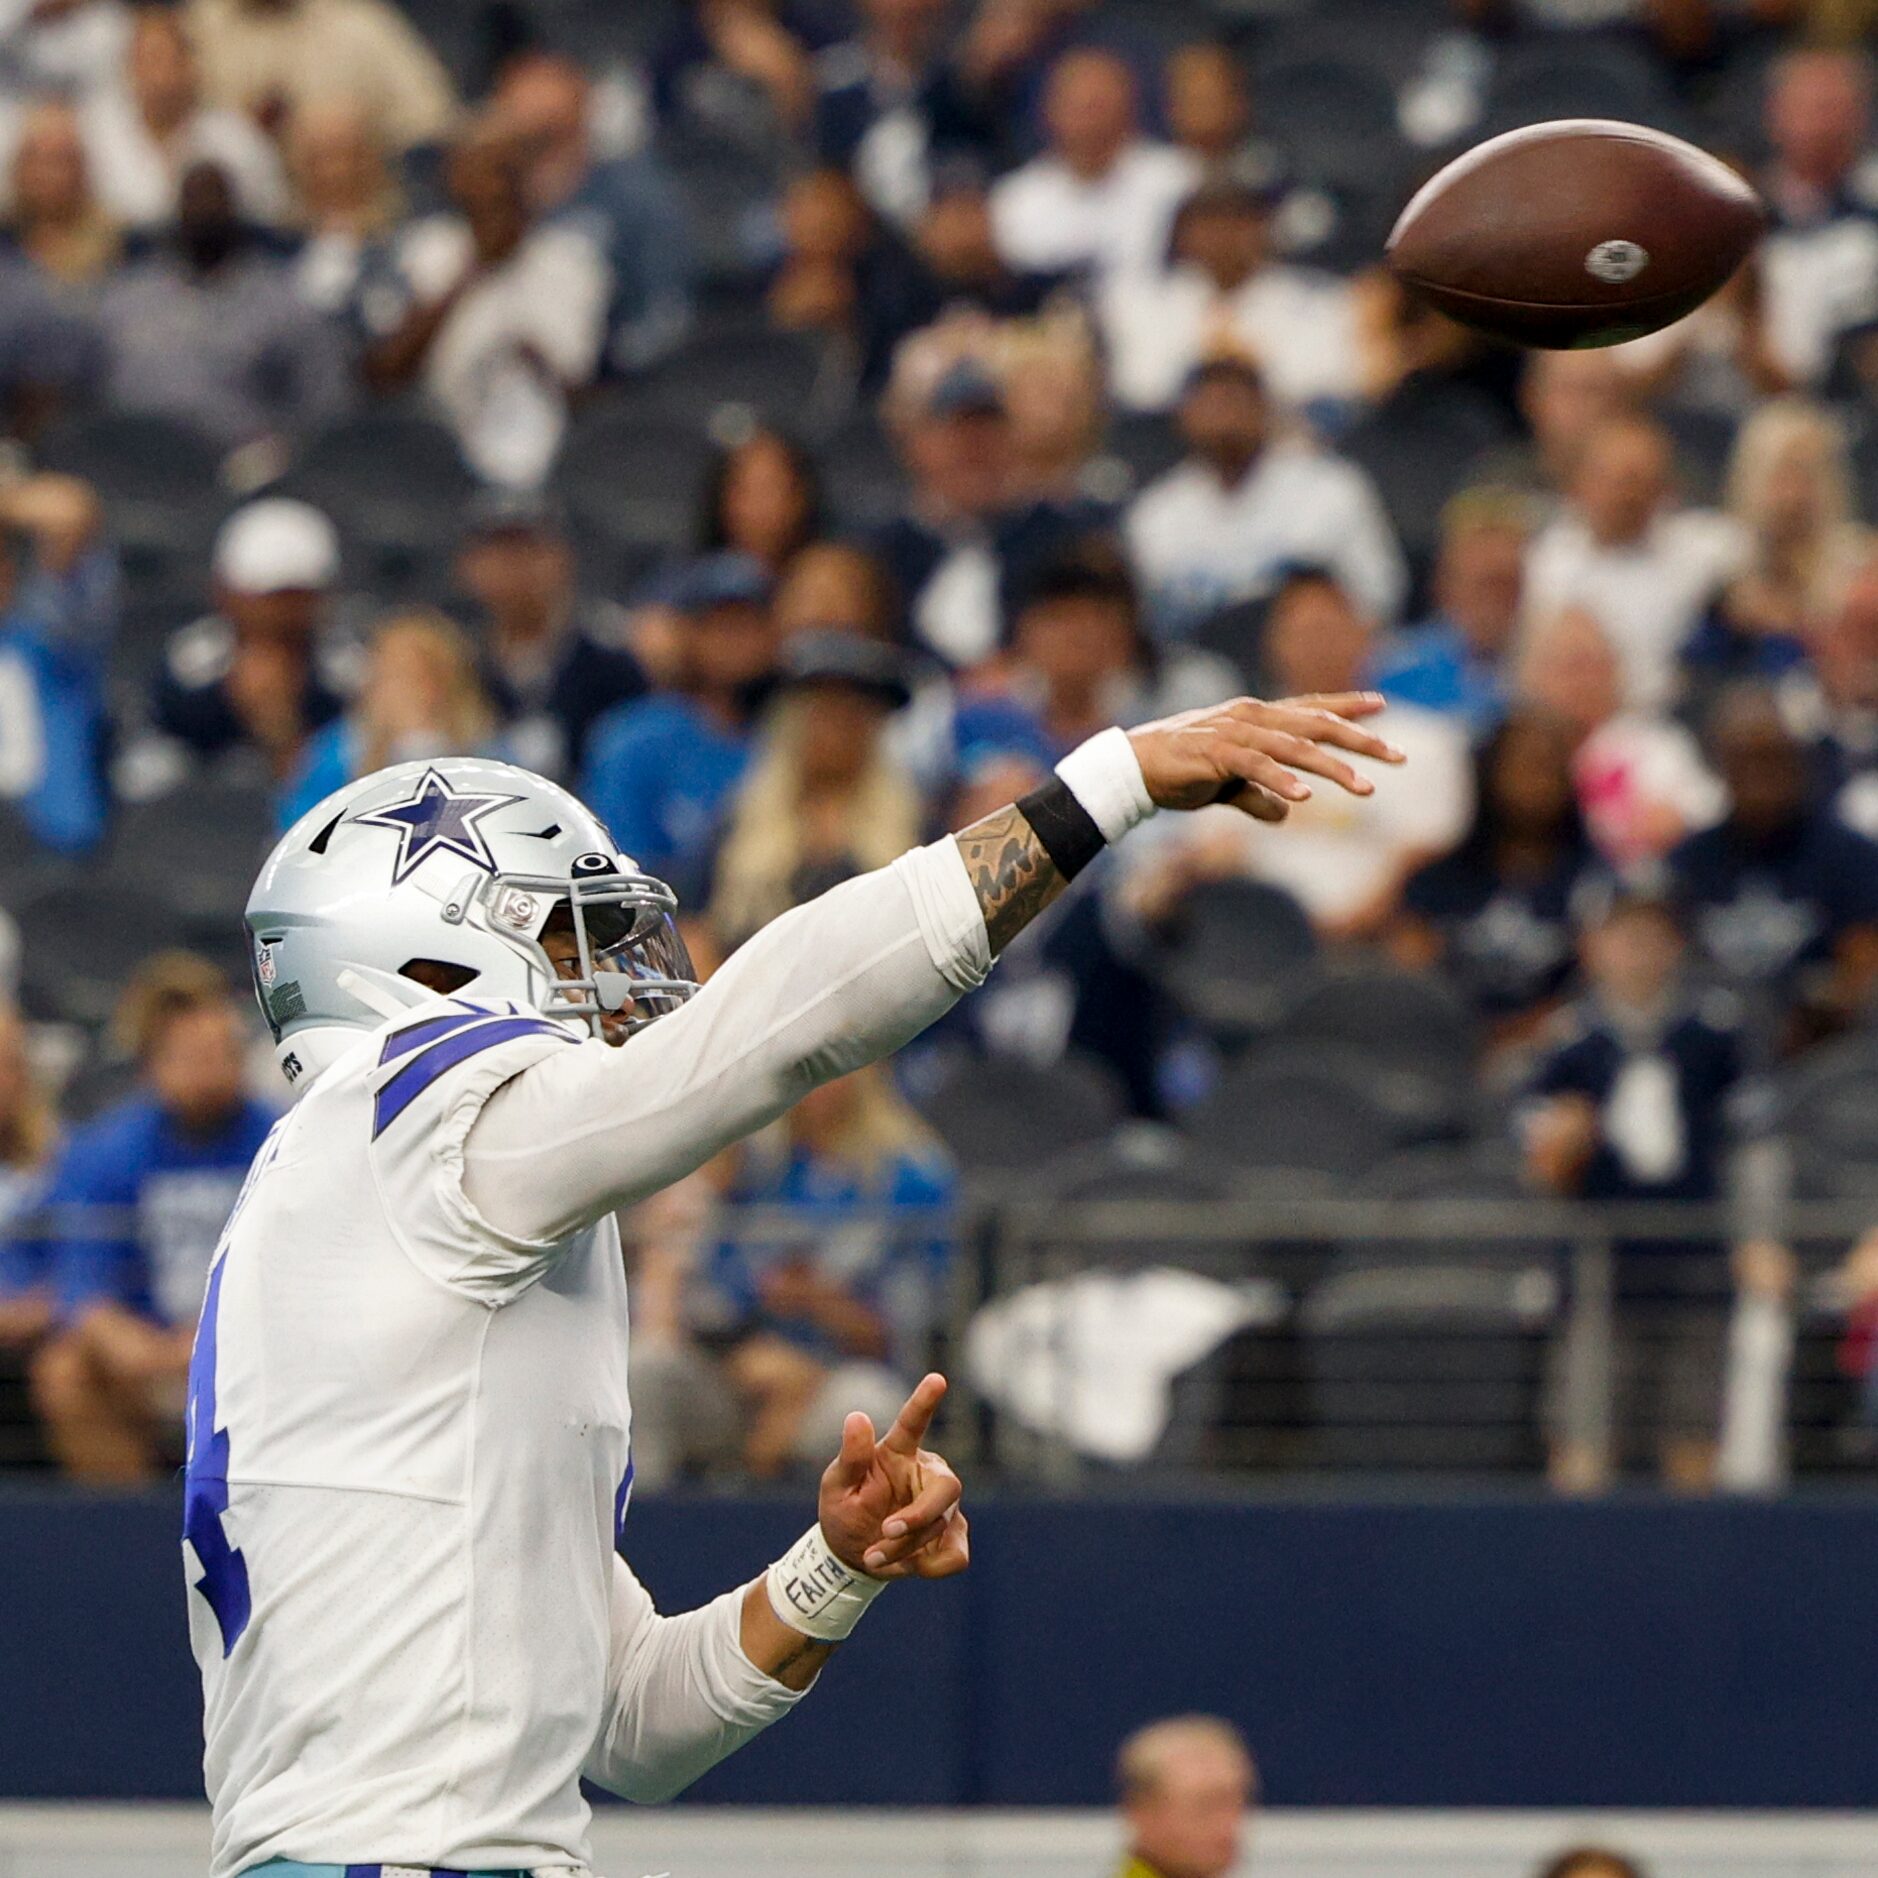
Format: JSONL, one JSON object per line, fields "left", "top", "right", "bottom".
{"left": 580, "top": 551, "right": 778, "bottom": 900}
{"left": 4, "top": 100, "right": 120, "bottom": 292}
{"left": 1119, "top": 570, "right": 1469, "bottom": 942}
{"left": 774, "top": 538, "right": 901, "bottom": 641}
{"left": 98, "top": 157, "right": 347, "bottom": 452}
{"left": 1516, "top": 605, "right": 1723, "bottom": 869}
{"left": 1665, "top": 682, "right": 1878, "bottom": 1040}
{"left": 1535, "top": 1849, "right": 1648, "bottom": 1878}
{"left": 925, "top": 0, "right": 1106, "bottom": 171}
{"left": 0, "top": 472, "right": 119, "bottom": 853}
{"left": 1124, "top": 353, "right": 1407, "bottom": 638}
{"left": 852, "top": 159, "right": 1066, "bottom": 387}
{"left": 1114, "top": 1713, "right": 1258, "bottom": 1878}
{"left": 284, "top": 97, "right": 401, "bottom": 313}
{"left": 80, "top": 5, "right": 287, "bottom": 231}
{"left": 1608, "top": 256, "right": 1791, "bottom": 417}
{"left": 361, "top": 123, "right": 609, "bottom": 487}
{"left": 451, "top": 491, "right": 642, "bottom": 783}
{"left": 1794, "top": 538, "right": 1878, "bottom": 836}
{"left": 1099, "top": 177, "right": 1365, "bottom": 416}
{"left": 29, "top": 953, "right": 275, "bottom": 1482}
{"left": 1757, "top": 48, "right": 1878, "bottom": 390}
{"left": 707, "top": 629, "right": 920, "bottom": 950}
{"left": 186, "top": 0, "right": 457, "bottom": 151}
{"left": 988, "top": 47, "right": 1193, "bottom": 280}
{"left": 490, "top": 51, "right": 694, "bottom": 374}
{"left": 0, "top": 1000, "right": 57, "bottom": 1351}
{"left": 277, "top": 609, "right": 506, "bottom": 828}
{"left": 148, "top": 497, "right": 348, "bottom": 781}
{"left": 1373, "top": 488, "right": 1533, "bottom": 732}
{"left": 699, "top": 426, "right": 824, "bottom": 577}
{"left": 0, "top": 0, "right": 128, "bottom": 113}
{"left": 652, "top": 0, "right": 829, "bottom": 144}
{"left": 1522, "top": 414, "right": 1747, "bottom": 710}
{"left": 768, "top": 162, "right": 873, "bottom": 338}
{"left": 1687, "top": 398, "right": 1858, "bottom": 695}
{"left": 701, "top": 1063, "right": 955, "bottom": 1478}
{"left": 813, "top": 0, "right": 952, "bottom": 229}
{"left": 956, "top": 545, "right": 1236, "bottom": 768}
{"left": 1162, "top": 40, "right": 1268, "bottom": 182}
{"left": 994, "top": 311, "right": 1108, "bottom": 505}
{"left": 873, "top": 342, "right": 1088, "bottom": 667}
{"left": 1395, "top": 708, "right": 1595, "bottom": 1042}
{"left": 1479, "top": 349, "right": 1635, "bottom": 504}
{"left": 1523, "top": 881, "right": 1744, "bottom": 1491}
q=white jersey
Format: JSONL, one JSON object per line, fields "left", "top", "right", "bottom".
{"left": 185, "top": 840, "right": 992, "bottom": 1878}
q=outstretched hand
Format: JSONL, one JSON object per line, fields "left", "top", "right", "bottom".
{"left": 817, "top": 1372, "right": 970, "bottom": 1581}
{"left": 1128, "top": 693, "right": 1405, "bottom": 823}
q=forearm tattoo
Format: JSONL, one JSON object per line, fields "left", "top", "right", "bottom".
{"left": 955, "top": 804, "right": 1069, "bottom": 955}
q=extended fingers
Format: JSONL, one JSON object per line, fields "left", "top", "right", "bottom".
{"left": 1229, "top": 724, "right": 1374, "bottom": 797}
{"left": 879, "top": 1371, "right": 947, "bottom": 1458}
{"left": 863, "top": 1454, "right": 963, "bottom": 1571}
{"left": 831, "top": 1410, "right": 876, "bottom": 1489}
{"left": 1232, "top": 698, "right": 1405, "bottom": 764}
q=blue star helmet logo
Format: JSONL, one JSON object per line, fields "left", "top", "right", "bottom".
{"left": 351, "top": 768, "right": 523, "bottom": 885}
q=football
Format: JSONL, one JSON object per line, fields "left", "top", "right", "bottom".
{"left": 1385, "top": 118, "right": 1767, "bottom": 349}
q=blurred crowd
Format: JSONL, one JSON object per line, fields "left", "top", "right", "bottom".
{"left": 2, "top": 0, "right": 1878, "bottom": 1487}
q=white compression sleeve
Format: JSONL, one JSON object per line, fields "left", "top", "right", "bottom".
{"left": 461, "top": 839, "right": 990, "bottom": 1244}
{"left": 584, "top": 1555, "right": 804, "bottom": 1804}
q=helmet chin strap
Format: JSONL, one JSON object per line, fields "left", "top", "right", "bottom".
{"left": 336, "top": 964, "right": 432, "bottom": 1021}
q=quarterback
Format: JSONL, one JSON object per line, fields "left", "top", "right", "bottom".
{"left": 185, "top": 694, "right": 1400, "bottom": 1878}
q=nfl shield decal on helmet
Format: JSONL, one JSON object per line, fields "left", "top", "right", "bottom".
{"left": 254, "top": 941, "right": 278, "bottom": 989}
{"left": 351, "top": 767, "right": 523, "bottom": 885}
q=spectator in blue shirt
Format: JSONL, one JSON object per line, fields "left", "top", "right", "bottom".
{"left": 1522, "top": 882, "right": 1746, "bottom": 1490}
{"left": 1396, "top": 708, "right": 1595, "bottom": 1044}
{"left": 1665, "top": 683, "right": 1878, "bottom": 1049}
{"left": 277, "top": 609, "right": 509, "bottom": 829}
{"left": 492, "top": 53, "right": 696, "bottom": 373}
{"left": 0, "top": 472, "right": 119, "bottom": 854}
{"left": 0, "top": 1000, "right": 58, "bottom": 1353}
{"left": 700, "top": 1063, "right": 956, "bottom": 1476}
{"left": 30, "top": 954, "right": 275, "bottom": 1481}
{"left": 1372, "top": 489, "right": 1531, "bottom": 735}
{"left": 580, "top": 553, "right": 780, "bottom": 903}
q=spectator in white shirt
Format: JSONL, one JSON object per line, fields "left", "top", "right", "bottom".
{"left": 362, "top": 124, "right": 609, "bottom": 489}
{"left": 1516, "top": 603, "right": 1723, "bottom": 870}
{"left": 1757, "top": 48, "right": 1878, "bottom": 389}
{"left": 80, "top": 5, "right": 285, "bottom": 231}
{"left": 1098, "top": 177, "right": 1364, "bottom": 416}
{"left": 1117, "top": 568, "right": 1470, "bottom": 940}
{"left": 1522, "top": 415, "right": 1746, "bottom": 712}
{"left": 1125, "top": 352, "right": 1406, "bottom": 638}
{"left": 285, "top": 98, "right": 402, "bottom": 315}
{"left": 988, "top": 46, "right": 1194, "bottom": 280}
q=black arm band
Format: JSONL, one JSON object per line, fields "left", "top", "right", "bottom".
{"left": 1017, "top": 777, "right": 1107, "bottom": 882}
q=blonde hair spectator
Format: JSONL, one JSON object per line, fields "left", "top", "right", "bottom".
{"left": 355, "top": 610, "right": 496, "bottom": 776}
{"left": 7, "top": 99, "right": 120, "bottom": 285}
{"left": 112, "top": 951, "right": 233, "bottom": 1067}
{"left": 0, "top": 1001, "right": 55, "bottom": 1175}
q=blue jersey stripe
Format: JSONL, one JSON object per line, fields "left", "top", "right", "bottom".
{"left": 378, "top": 1010, "right": 488, "bottom": 1067}
{"left": 371, "top": 1016, "right": 571, "bottom": 1139}
{"left": 183, "top": 1257, "right": 251, "bottom": 1656}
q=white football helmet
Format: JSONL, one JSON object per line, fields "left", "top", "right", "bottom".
{"left": 245, "top": 758, "right": 697, "bottom": 1086}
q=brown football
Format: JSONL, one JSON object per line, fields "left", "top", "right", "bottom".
{"left": 1386, "top": 118, "right": 1767, "bottom": 349}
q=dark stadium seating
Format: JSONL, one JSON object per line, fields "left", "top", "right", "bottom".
{"left": 913, "top": 1050, "right": 1126, "bottom": 1180}
{"left": 1182, "top": 1050, "right": 1400, "bottom": 1177}
{"left": 554, "top": 404, "right": 717, "bottom": 558}
{"left": 1142, "top": 876, "right": 1318, "bottom": 1042}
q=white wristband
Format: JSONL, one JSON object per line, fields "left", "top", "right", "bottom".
{"left": 1055, "top": 727, "right": 1156, "bottom": 845}
{"left": 766, "top": 1523, "right": 888, "bottom": 1641}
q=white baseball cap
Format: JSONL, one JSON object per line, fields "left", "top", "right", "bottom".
{"left": 212, "top": 498, "right": 341, "bottom": 596}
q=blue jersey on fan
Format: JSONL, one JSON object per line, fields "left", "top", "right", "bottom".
{"left": 42, "top": 1092, "right": 278, "bottom": 1328}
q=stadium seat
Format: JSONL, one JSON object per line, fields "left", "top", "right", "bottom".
{"left": 1769, "top": 1033, "right": 1878, "bottom": 1171}
{"left": 662, "top": 139, "right": 786, "bottom": 289}
{"left": 1481, "top": 36, "right": 1685, "bottom": 139}
{"left": 1244, "top": 54, "right": 1405, "bottom": 189}
{"left": 111, "top": 769, "right": 278, "bottom": 943}
{"left": 912, "top": 1049, "right": 1125, "bottom": 1181}
{"left": 554, "top": 405, "right": 717, "bottom": 558}
{"left": 818, "top": 410, "right": 910, "bottom": 532}
{"left": 1342, "top": 378, "right": 1514, "bottom": 580}
{"left": 37, "top": 411, "right": 226, "bottom": 591}
{"left": 1659, "top": 405, "right": 1739, "bottom": 506}
{"left": 1142, "top": 876, "right": 1318, "bottom": 1044}
{"left": 645, "top": 327, "right": 851, "bottom": 441}
{"left": 1100, "top": 410, "right": 1186, "bottom": 493}
{"left": 1258, "top": 962, "right": 1480, "bottom": 1142}
{"left": 1182, "top": 1050, "right": 1399, "bottom": 1177}
{"left": 14, "top": 876, "right": 192, "bottom": 1026}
